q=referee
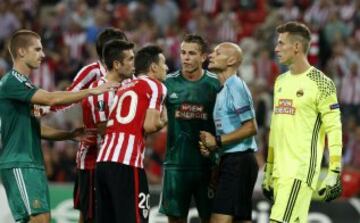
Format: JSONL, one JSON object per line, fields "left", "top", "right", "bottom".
{"left": 199, "top": 42, "right": 258, "bottom": 223}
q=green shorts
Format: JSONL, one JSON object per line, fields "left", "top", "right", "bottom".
{"left": 270, "top": 177, "right": 313, "bottom": 223}
{"left": 0, "top": 167, "right": 50, "bottom": 222}
{"left": 159, "top": 169, "right": 214, "bottom": 219}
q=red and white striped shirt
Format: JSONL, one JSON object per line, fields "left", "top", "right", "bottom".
{"left": 76, "top": 77, "right": 115, "bottom": 170}
{"left": 51, "top": 61, "right": 106, "bottom": 111}
{"left": 97, "top": 76, "right": 167, "bottom": 168}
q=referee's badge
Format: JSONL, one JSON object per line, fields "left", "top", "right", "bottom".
{"left": 296, "top": 89, "right": 304, "bottom": 97}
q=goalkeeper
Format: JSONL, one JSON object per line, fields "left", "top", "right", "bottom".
{"left": 262, "top": 21, "right": 343, "bottom": 223}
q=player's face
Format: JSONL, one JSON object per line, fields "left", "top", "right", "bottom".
{"left": 275, "top": 32, "right": 296, "bottom": 66}
{"left": 180, "top": 42, "right": 206, "bottom": 74}
{"left": 119, "top": 49, "right": 135, "bottom": 78}
{"left": 208, "top": 45, "right": 228, "bottom": 72}
{"left": 154, "top": 53, "right": 168, "bottom": 81}
{"left": 23, "top": 38, "right": 45, "bottom": 69}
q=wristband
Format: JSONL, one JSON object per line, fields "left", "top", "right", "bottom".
{"left": 215, "top": 135, "right": 222, "bottom": 148}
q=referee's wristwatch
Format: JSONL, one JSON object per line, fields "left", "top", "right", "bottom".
{"left": 215, "top": 135, "right": 222, "bottom": 148}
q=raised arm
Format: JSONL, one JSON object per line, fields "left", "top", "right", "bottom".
{"left": 31, "top": 82, "right": 119, "bottom": 106}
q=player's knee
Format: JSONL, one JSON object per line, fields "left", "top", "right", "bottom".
{"left": 168, "top": 216, "right": 186, "bottom": 223}
{"left": 29, "top": 213, "right": 50, "bottom": 223}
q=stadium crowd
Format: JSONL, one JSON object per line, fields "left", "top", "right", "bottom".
{"left": 0, "top": 0, "right": 359, "bottom": 198}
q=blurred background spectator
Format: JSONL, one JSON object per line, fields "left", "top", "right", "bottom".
{"left": 0, "top": 0, "right": 359, "bottom": 199}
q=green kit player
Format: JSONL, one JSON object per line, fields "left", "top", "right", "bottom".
{"left": 0, "top": 30, "right": 117, "bottom": 223}
{"left": 159, "top": 34, "right": 220, "bottom": 223}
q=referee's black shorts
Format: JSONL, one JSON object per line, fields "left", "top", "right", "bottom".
{"left": 212, "top": 150, "right": 258, "bottom": 221}
{"left": 95, "top": 162, "right": 149, "bottom": 223}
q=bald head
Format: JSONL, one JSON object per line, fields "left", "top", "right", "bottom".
{"left": 218, "top": 42, "right": 243, "bottom": 65}
{"left": 208, "top": 42, "right": 243, "bottom": 73}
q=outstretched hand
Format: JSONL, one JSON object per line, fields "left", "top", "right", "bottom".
{"left": 90, "top": 81, "right": 120, "bottom": 95}
{"left": 72, "top": 127, "right": 97, "bottom": 145}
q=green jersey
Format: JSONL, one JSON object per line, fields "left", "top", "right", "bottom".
{"left": 164, "top": 70, "right": 221, "bottom": 170}
{"left": 0, "top": 69, "right": 42, "bottom": 169}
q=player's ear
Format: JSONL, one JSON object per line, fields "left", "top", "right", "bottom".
{"left": 201, "top": 53, "right": 207, "bottom": 63}
{"left": 18, "top": 47, "right": 26, "bottom": 58}
{"left": 113, "top": 60, "right": 120, "bottom": 70}
{"left": 150, "top": 63, "right": 157, "bottom": 73}
{"left": 227, "top": 56, "right": 237, "bottom": 67}
{"left": 294, "top": 41, "right": 301, "bottom": 54}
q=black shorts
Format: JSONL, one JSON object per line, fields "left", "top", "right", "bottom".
{"left": 95, "top": 162, "right": 149, "bottom": 223}
{"left": 73, "top": 169, "right": 95, "bottom": 222}
{"left": 213, "top": 150, "right": 258, "bottom": 221}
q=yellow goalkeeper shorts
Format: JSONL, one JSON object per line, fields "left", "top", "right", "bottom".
{"left": 270, "top": 177, "right": 313, "bottom": 223}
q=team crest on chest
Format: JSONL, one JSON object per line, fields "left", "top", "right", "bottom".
{"left": 296, "top": 89, "right": 304, "bottom": 97}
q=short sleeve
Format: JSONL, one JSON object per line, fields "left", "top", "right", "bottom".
{"left": 229, "top": 79, "right": 255, "bottom": 122}
{"left": 2, "top": 73, "right": 38, "bottom": 102}
{"left": 147, "top": 80, "right": 167, "bottom": 111}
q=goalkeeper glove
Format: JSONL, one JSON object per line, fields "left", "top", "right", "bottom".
{"left": 314, "top": 169, "right": 342, "bottom": 202}
{"left": 262, "top": 162, "right": 274, "bottom": 202}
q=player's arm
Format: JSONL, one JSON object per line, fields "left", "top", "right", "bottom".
{"left": 50, "top": 67, "right": 99, "bottom": 111}
{"left": 143, "top": 82, "right": 167, "bottom": 134}
{"left": 143, "top": 108, "right": 166, "bottom": 134}
{"left": 217, "top": 118, "right": 257, "bottom": 146}
{"left": 262, "top": 116, "right": 275, "bottom": 201}
{"left": 315, "top": 77, "right": 343, "bottom": 202}
{"left": 40, "top": 125, "right": 96, "bottom": 142}
{"left": 30, "top": 82, "right": 119, "bottom": 106}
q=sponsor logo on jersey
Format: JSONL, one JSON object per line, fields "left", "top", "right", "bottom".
{"left": 175, "top": 103, "right": 208, "bottom": 120}
{"left": 274, "top": 99, "right": 296, "bottom": 115}
{"left": 169, "top": 92, "right": 178, "bottom": 99}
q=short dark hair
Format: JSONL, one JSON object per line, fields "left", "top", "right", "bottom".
{"left": 183, "top": 34, "right": 207, "bottom": 53}
{"left": 96, "top": 28, "right": 128, "bottom": 60}
{"left": 276, "top": 22, "right": 311, "bottom": 53}
{"left": 8, "top": 29, "right": 41, "bottom": 59}
{"left": 102, "top": 40, "right": 134, "bottom": 70}
{"left": 135, "top": 45, "right": 163, "bottom": 75}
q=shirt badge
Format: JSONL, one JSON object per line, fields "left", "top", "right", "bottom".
{"left": 296, "top": 89, "right": 304, "bottom": 97}
{"left": 97, "top": 101, "right": 105, "bottom": 111}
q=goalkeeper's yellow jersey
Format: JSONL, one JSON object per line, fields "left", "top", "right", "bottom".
{"left": 269, "top": 66, "right": 342, "bottom": 189}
